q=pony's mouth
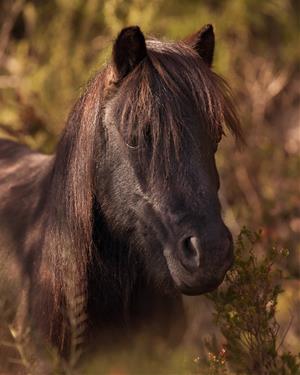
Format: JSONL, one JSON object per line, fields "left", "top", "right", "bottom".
{"left": 173, "top": 274, "right": 225, "bottom": 296}
{"left": 163, "top": 245, "right": 233, "bottom": 296}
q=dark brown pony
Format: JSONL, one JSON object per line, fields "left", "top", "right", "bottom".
{"left": 0, "top": 25, "right": 241, "bottom": 366}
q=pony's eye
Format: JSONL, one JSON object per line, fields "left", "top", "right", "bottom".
{"left": 124, "top": 127, "right": 139, "bottom": 148}
{"left": 128, "top": 134, "right": 138, "bottom": 148}
{"left": 125, "top": 125, "right": 152, "bottom": 149}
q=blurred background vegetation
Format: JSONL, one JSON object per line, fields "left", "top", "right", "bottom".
{"left": 0, "top": 0, "right": 299, "bottom": 373}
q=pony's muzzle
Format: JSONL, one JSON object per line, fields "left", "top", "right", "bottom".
{"left": 139, "top": 201, "right": 234, "bottom": 295}
{"left": 164, "top": 227, "right": 234, "bottom": 295}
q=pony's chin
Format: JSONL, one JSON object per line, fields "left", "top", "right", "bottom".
{"left": 165, "top": 258, "right": 227, "bottom": 296}
{"left": 174, "top": 277, "right": 224, "bottom": 296}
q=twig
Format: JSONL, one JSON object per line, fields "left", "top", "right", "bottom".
{"left": 276, "top": 312, "right": 294, "bottom": 351}
{"left": 0, "top": 123, "right": 26, "bottom": 139}
{"left": 0, "top": 75, "right": 20, "bottom": 88}
{"left": 8, "top": 324, "right": 33, "bottom": 375}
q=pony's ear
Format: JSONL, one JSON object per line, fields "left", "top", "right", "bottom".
{"left": 183, "top": 24, "right": 215, "bottom": 67}
{"left": 112, "top": 26, "right": 147, "bottom": 80}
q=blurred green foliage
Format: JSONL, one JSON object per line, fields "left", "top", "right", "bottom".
{"left": 0, "top": 0, "right": 299, "bottom": 256}
{"left": 0, "top": 0, "right": 299, "bottom": 373}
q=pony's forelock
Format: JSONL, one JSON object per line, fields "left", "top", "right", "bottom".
{"left": 109, "top": 39, "right": 242, "bottom": 176}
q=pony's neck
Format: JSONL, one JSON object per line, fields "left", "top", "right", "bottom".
{"left": 88, "top": 204, "right": 185, "bottom": 344}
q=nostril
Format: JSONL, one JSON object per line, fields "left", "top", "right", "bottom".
{"left": 182, "top": 236, "right": 201, "bottom": 268}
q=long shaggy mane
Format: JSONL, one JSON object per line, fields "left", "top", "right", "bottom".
{"left": 34, "top": 37, "right": 241, "bottom": 352}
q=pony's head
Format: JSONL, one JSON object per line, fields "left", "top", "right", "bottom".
{"left": 92, "top": 26, "right": 241, "bottom": 295}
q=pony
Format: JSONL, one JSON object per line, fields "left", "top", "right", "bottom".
{"left": 0, "top": 24, "right": 241, "bottom": 367}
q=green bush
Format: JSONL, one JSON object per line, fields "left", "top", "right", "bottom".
{"left": 203, "top": 228, "right": 300, "bottom": 375}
